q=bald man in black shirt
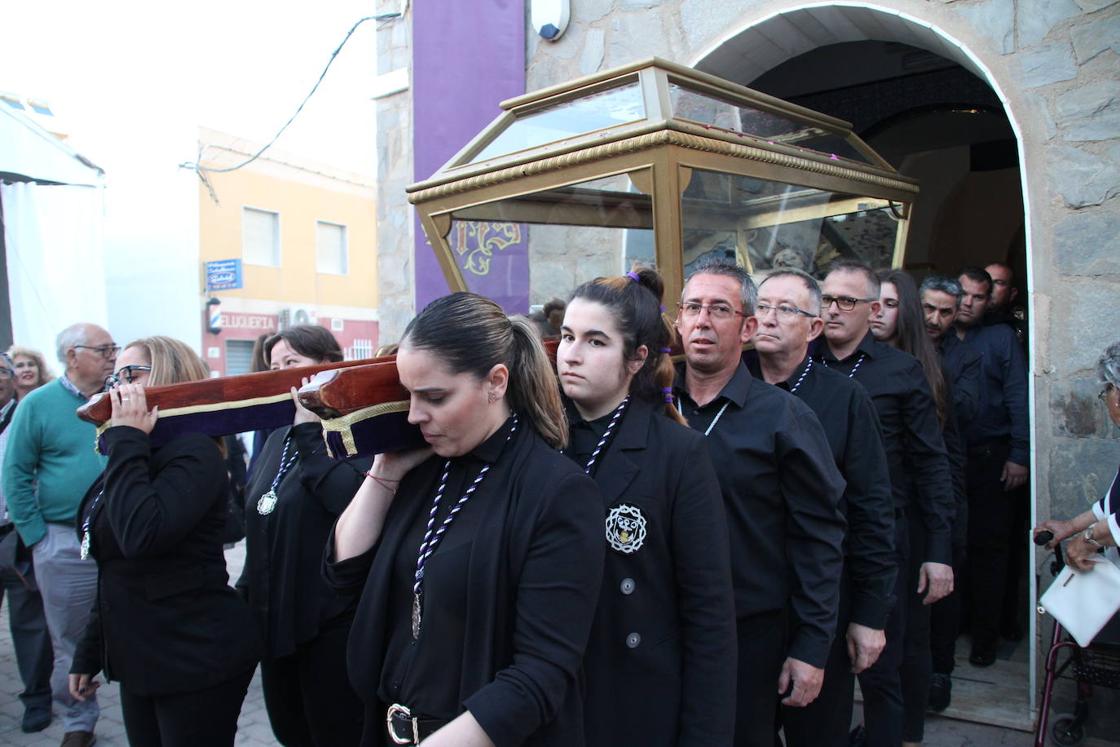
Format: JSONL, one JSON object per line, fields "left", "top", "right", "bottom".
{"left": 815, "top": 261, "right": 954, "bottom": 747}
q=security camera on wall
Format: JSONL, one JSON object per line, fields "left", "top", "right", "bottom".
{"left": 531, "top": 0, "right": 570, "bottom": 41}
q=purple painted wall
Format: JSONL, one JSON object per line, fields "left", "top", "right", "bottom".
{"left": 412, "top": 0, "right": 527, "bottom": 312}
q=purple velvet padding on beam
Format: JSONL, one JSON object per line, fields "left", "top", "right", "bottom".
{"left": 323, "top": 412, "right": 426, "bottom": 458}
{"left": 98, "top": 401, "right": 425, "bottom": 459}
{"left": 97, "top": 399, "right": 297, "bottom": 454}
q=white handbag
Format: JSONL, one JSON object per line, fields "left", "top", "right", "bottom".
{"left": 1038, "top": 554, "right": 1120, "bottom": 647}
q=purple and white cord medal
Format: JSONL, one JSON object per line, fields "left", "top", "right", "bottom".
{"left": 411, "top": 415, "right": 518, "bottom": 639}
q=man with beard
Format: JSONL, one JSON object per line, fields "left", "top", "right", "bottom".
{"left": 955, "top": 267, "right": 1029, "bottom": 668}
{"left": 673, "top": 257, "right": 845, "bottom": 746}
{"left": 984, "top": 262, "right": 1026, "bottom": 346}
{"left": 749, "top": 269, "right": 895, "bottom": 747}
{"left": 917, "top": 275, "right": 983, "bottom": 711}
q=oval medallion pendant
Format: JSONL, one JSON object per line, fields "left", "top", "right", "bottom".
{"left": 256, "top": 490, "right": 278, "bottom": 515}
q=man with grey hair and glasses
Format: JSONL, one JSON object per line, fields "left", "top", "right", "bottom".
{"left": 3, "top": 323, "right": 116, "bottom": 747}
{"left": 672, "top": 256, "right": 846, "bottom": 746}
{"left": 747, "top": 268, "right": 895, "bottom": 747}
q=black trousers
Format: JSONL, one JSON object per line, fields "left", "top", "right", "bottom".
{"left": 930, "top": 542, "right": 967, "bottom": 675}
{"left": 965, "top": 441, "right": 1013, "bottom": 655}
{"left": 901, "top": 519, "right": 932, "bottom": 743}
{"left": 260, "top": 615, "right": 364, "bottom": 747}
{"left": 734, "top": 609, "right": 788, "bottom": 747}
{"left": 781, "top": 574, "right": 854, "bottom": 747}
{"left": 856, "top": 514, "right": 908, "bottom": 747}
{"left": 119, "top": 667, "right": 253, "bottom": 747}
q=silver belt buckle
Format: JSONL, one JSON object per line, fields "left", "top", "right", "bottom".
{"left": 386, "top": 703, "right": 419, "bottom": 745}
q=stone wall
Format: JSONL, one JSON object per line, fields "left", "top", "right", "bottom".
{"left": 520, "top": 0, "right": 1120, "bottom": 522}
{"left": 375, "top": 0, "right": 1120, "bottom": 518}
{"left": 373, "top": 2, "right": 415, "bottom": 344}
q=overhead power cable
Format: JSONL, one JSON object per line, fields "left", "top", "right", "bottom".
{"left": 180, "top": 10, "right": 402, "bottom": 201}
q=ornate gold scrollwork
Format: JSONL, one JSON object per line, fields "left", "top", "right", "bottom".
{"left": 451, "top": 221, "right": 524, "bottom": 277}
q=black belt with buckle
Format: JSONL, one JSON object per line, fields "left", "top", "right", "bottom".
{"left": 386, "top": 703, "right": 447, "bottom": 745}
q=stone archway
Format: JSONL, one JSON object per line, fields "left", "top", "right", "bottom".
{"left": 688, "top": 2, "right": 1039, "bottom": 730}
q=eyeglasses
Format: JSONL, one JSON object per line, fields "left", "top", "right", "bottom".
{"left": 74, "top": 344, "right": 120, "bottom": 360}
{"left": 756, "top": 302, "right": 818, "bottom": 321}
{"left": 105, "top": 365, "right": 151, "bottom": 388}
{"left": 678, "top": 302, "right": 746, "bottom": 321}
{"left": 821, "top": 294, "right": 877, "bottom": 312}
{"left": 1101, "top": 383, "right": 1117, "bottom": 401}
{"left": 0, "top": 368, "right": 12, "bottom": 380}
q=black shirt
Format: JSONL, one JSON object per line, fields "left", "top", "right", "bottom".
{"left": 939, "top": 333, "right": 982, "bottom": 429}
{"left": 379, "top": 419, "right": 513, "bottom": 717}
{"left": 745, "top": 352, "right": 897, "bottom": 631}
{"left": 674, "top": 361, "right": 846, "bottom": 667}
{"left": 238, "top": 423, "right": 369, "bottom": 659}
{"left": 813, "top": 333, "right": 955, "bottom": 565}
{"left": 956, "top": 323, "right": 1030, "bottom": 465}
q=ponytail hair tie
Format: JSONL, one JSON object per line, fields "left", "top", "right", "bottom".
{"left": 660, "top": 347, "right": 672, "bottom": 354}
{"left": 660, "top": 305, "right": 666, "bottom": 312}
{"left": 661, "top": 386, "right": 674, "bottom": 404}
{"left": 626, "top": 270, "right": 641, "bottom": 283}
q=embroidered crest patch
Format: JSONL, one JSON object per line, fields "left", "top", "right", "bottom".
{"left": 605, "top": 503, "right": 647, "bottom": 554}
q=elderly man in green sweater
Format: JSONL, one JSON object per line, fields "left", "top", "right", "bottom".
{"left": 3, "top": 323, "right": 116, "bottom": 747}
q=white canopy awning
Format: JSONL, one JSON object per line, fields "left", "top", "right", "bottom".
{"left": 0, "top": 104, "right": 103, "bottom": 186}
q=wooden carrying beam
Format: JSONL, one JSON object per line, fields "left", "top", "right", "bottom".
{"left": 75, "top": 356, "right": 407, "bottom": 454}
{"left": 297, "top": 363, "right": 422, "bottom": 458}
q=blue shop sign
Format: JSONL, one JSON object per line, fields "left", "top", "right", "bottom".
{"left": 205, "top": 259, "right": 243, "bottom": 291}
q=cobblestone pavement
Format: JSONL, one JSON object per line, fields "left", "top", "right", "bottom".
{"left": 0, "top": 541, "right": 277, "bottom": 746}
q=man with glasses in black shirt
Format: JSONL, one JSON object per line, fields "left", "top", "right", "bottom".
{"left": 748, "top": 269, "right": 895, "bottom": 747}
{"left": 673, "top": 257, "right": 846, "bottom": 747}
{"left": 955, "top": 267, "right": 1030, "bottom": 667}
{"left": 815, "top": 261, "right": 954, "bottom": 747}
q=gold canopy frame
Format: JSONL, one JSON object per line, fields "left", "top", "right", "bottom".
{"left": 407, "top": 58, "right": 918, "bottom": 308}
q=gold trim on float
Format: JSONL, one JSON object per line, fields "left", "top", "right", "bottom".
{"left": 320, "top": 400, "right": 411, "bottom": 458}
{"left": 407, "top": 130, "right": 919, "bottom": 205}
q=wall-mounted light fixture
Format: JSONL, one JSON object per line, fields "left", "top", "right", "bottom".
{"left": 530, "top": 0, "right": 570, "bottom": 41}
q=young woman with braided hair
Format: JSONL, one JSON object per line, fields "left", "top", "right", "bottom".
{"left": 557, "top": 267, "right": 737, "bottom": 746}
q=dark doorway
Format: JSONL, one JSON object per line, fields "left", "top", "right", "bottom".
{"left": 742, "top": 39, "right": 1031, "bottom": 729}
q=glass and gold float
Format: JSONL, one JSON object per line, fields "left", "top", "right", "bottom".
{"left": 407, "top": 57, "right": 918, "bottom": 311}
{"left": 77, "top": 60, "right": 920, "bottom": 460}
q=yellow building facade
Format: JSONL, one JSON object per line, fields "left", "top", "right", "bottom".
{"left": 196, "top": 127, "right": 379, "bottom": 375}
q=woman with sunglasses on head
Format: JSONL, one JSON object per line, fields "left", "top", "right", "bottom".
{"left": 557, "top": 268, "right": 736, "bottom": 746}
{"left": 327, "top": 292, "right": 604, "bottom": 747}
{"left": 236, "top": 324, "right": 369, "bottom": 746}
{"left": 68, "top": 336, "right": 261, "bottom": 747}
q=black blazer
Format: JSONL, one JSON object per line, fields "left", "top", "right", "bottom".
{"left": 238, "top": 423, "right": 370, "bottom": 658}
{"left": 72, "top": 427, "right": 261, "bottom": 696}
{"left": 325, "top": 422, "right": 604, "bottom": 747}
{"left": 577, "top": 399, "right": 737, "bottom": 747}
